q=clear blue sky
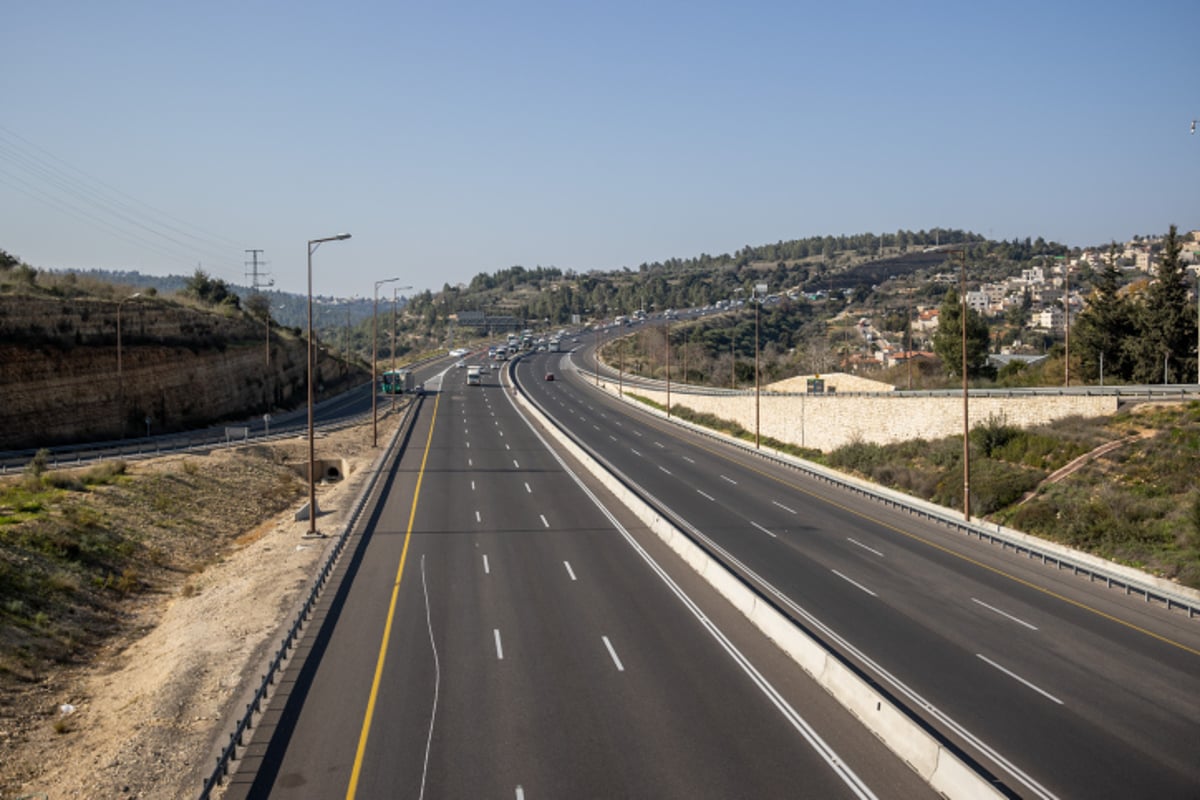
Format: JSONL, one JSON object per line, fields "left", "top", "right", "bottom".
{"left": 3, "top": 1, "right": 1198, "bottom": 299}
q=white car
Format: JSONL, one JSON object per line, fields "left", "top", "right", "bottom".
{"left": 449, "top": 348, "right": 468, "bottom": 357}
{"left": 455, "top": 360, "right": 466, "bottom": 368}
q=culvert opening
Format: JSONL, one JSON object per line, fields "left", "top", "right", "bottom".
{"left": 324, "top": 464, "right": 343, "bottom": 481}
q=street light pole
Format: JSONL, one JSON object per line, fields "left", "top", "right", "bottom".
{"left": 957, "top": 250, "right": 971, "bottom": 520}
{"left": 754, "top": 283, "right": 767, "bottom": 449}
{"left": 373, "top": 277, "right": 400, "bottom": 447}
{"left": 307, "top": 233, "right": 351, "bottom": 537}
{"left": 116, "top": 292, "right": 143, "bottom": 438}
{"left": 665, "top": 318, "right": 671, "bottom": 418}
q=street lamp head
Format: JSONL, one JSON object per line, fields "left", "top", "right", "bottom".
{"left": 309, "top": 233, "right": 353, "bottom": 249}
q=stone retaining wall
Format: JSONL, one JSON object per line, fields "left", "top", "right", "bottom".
{"left": 603, "top": 383, "right": 1119, "bottom": 451}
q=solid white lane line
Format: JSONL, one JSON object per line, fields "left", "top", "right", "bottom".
{"left": 659, "top": 465, "right": 672, "bottom": 475}
{"left": 751, "top": 521, "right": 777, "bottom": 538}
{"left": 772, "top": 500, "right": 797, "bottom": 514}
{"left": 977, "top": 654, "right": 1063, "bottom": 704}
{"left": 847, "top": 538, "right": 884, "bottom": 557}
{"left": 524, "top": 482, "right": 532, "bottom": 493}
{"left": 602, "top": 636, "right": 625, "bottom": 672}
{"left": 513, "top": 459, "right": 520, "bottom": 469}
{"left": 972, "top": 598, "right": 1039, "bottom": 631}
{"left": 563, "top": 561, "right": 577, "bottom": 581}
{"left": 494, "top": 629, "right": 504, "bottom": 660}
{"left": 682, "top": 456, "right": 695, "bottom": 464}
{"left": 482, "top": 554, "right": 490, "bottom": 574}
{"left": 720, "top": 475, "right": 738, "bottom": 484}
{"left": 475, "top": 510, "right": 482, "bottom": 523}
{"left": 832, "top": 570, "right": 878, "bottom": 597}
{"left": 540, "top": 514, "right": 549, "bottom": 528}
{"left": 418, "top": 555, "right": 439, "bottom": 800}
{"left": 697, "top": 489, "right": 716, "bottom": 501}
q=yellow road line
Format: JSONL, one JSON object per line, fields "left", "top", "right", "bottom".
{"left": 346, "top": 394, "right": 440, "bottom": 799}
{"left": 637, "top": 413, "right": 1200, "bottom": 659}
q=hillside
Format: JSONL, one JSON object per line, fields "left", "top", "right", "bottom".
{"left": 0, "top": 293, "right": 367, "bottom": 450}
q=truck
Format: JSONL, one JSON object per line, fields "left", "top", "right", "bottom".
{"left": 548, "top": 338, "right": 560, "bottom": 352}
{"left": 466, "top": 366, "right": 482, "bottom": 386}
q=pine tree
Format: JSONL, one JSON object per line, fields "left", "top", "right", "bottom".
{"left": 933, "top": 288, "right": 993, "bottom": 378}
{"left": 1128, "top": 226, "right": 1198, "bottom": 383}
{"left": 1073, "top": 242, "right": 1136, "bottom": 382}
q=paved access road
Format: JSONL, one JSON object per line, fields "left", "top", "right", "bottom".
{"left": 226, "top": 356, "right": 935, "bottom": 799}
{"left": 519, "top": 343, "right": 1200, "bottom": 800}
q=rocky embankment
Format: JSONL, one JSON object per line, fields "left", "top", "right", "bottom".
{"left": 0, "top": 295, "right": 365, "bottom": 449}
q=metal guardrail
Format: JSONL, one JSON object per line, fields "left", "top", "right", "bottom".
{"left": 197, "top": 395, "right": 423, "bottom": 798}
{"left": 560, "top": 357, "right": 1200, "bottom": 620}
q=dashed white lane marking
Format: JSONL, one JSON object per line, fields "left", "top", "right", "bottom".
{"left": 524, "top": 482, "right": 532, "bottom": 493}
{"left": 720, "top": 475, "right": 737, "bottom": 484}
{"left": 563, "top": 561, "right": 577, "bottom": 581}
{"left": 832, "top": 569, "right": 877, "bottom": 597}
{"left": 977, "top": 654, "right": 1062, "bottom": 704}
{"left": 482, "top": 554, "right": 490, "bottom": 574}
{"left": 772, "top": 500, "right": 797, "bottom": 514}
{"left": 494, "top": 629, "right": 504, "bottom": 660}
{"left": 475, "top": 510, "right": 482, "bottom": 523}
{"left": 602, "top": 636, "right": 625, "bottom": 672}
{"left": 972, "top": 598, "right": 1038, "bottom": 631}
{"left": 751, "top": 521, "right": 777, "bottom": 538}
{"left": 697, "top": 489, "right": 716, "bottom": 501}
{"left": 540, "top": 514, "right": 549, "bottom": 528}
{"left": 847, "top": 538, "right": 884, "bottom": 557}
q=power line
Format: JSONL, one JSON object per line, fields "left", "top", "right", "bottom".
{"left": 0, "top": 125, "right": 246, "bottom": 276}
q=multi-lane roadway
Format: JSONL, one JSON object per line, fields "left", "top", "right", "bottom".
{"left": 226, "top": 357, "right": 937, "bottom": 798}
{"left": 514, "top": 341, "right": 1200, "bottom": 799}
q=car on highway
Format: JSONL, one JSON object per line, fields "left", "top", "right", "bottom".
{"left": 455, "top": 359, "right": 466, "bottom": 368}
{"left": 449, "top": 347, "right": 468, "bottom": 357}
{"left": 544, "top": 372, "right": 555, "bottom": 381}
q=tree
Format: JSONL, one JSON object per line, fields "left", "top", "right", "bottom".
{"left": 1127, "top": 226, "right": 1197, "bottom": 383}
{"left": 184, "top": 269, "right": 240, "bottom": 309}
{"left": 245, "top": 292, "right": 272, "bottom": 320}
{"left": 1073, "top": 242, "right": 1135, "bottom": 382}
{"left": 933, "top": 288, "right": 992, "bottom": 378}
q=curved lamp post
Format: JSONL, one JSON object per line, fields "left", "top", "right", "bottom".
{"left": 306, "top": 233, "right": 351, "bottom": 537}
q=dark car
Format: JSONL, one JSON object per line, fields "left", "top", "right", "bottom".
{"left": 544, "top": 373, "right": 555, "bottom": 381}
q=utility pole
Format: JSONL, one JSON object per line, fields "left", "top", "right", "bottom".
{"left": 245, "top": 249, "right": 273, "bottom": 366}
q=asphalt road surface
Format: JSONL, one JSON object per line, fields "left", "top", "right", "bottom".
{"left": 515, "top": 343, "right": 1200, "bottom": 800}
{"left": 225, "top": 356, "right": 937, "bottom": 799}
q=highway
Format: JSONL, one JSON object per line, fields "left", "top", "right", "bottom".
{"left": 225, "top": 357, "right": 935, "bottom": 798}
{"left": 514, "top": 342, "right": 1200, "bottom": 799}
